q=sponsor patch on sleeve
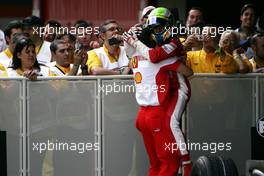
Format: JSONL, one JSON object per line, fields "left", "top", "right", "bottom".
{"left": 131, "top": 57, "right": 138, "bottom": 68}
{"left": 162, "top": 44, "right": 176, "bottom": 54}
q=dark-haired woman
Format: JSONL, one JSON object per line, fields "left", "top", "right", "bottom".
{"left": 7, "top": 38, "right": 49, "bottom": 79}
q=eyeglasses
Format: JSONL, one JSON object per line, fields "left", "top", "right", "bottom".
{"left": 222, "top": 39, "right": 236, "bottom": 45}
{"left": 105, "top": 26, "right": 122, "bottom": 32}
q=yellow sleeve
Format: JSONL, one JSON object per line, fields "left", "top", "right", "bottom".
{"left": 186, "top": 51, "right": 193, "bottom": 69}
{"left": 249, "top": 58, "right": 256, "bottom": 71}
{"left": 221, "top": 55, "right": 239, "bottom": 74}
{"left": 48, "top": 70, "right": 57, "bottom": 76}
{"left": 0, "top": 64, "right": 7, "bottom": 77}
{"left": 244, "top": 59, "right": 253, "bottom": 72}
{"left": 86, "top": 50, "right": 103, "bottom": 73}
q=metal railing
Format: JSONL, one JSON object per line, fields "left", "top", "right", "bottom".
{"left": 0, "top": 74, "right": 263, "bottom": 176}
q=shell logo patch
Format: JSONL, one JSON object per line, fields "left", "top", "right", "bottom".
{"left": 134, "top": 72, "right": 142, "bottom": 84}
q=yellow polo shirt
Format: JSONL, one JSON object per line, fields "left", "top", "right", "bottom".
{"left": 86, "top": 45, "right": 129, "bottom": 73}
{"left": 49, "top": 64, "right": 71, "bottom": 76}
{"left": 186, "top": 49, "right": 239, "bottom": 73}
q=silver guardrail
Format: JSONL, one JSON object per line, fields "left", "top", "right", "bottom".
{"left": 0, "top": 73, "right": 263, "bottom": 176}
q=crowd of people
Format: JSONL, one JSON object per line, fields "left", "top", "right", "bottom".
{"left": 0, "top": 4, "right": 263, "bottom": 176}
{"left": 0, "top": 3, "right": 263, "bottom": 80}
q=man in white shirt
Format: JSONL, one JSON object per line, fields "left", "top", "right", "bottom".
{"left": 0, "top": 20, "right": 22, "bottom": 68}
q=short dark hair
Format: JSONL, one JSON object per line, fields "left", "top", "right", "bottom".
{"left": 190, "top": 7, "right": 203, "bottom": 13}
{"left": 99, "top": 19, "right": 119, "bottom": 34}
{"left": 50, "top": 39, "right": 66, "bottom": 53}
{"left": 56, "top": 33, "right": 76, "bottom": 43}
{"left": 240, "top": 3, "right": 256, "bottom": 16}
{"left": 22, "top": 16, "right": 43, "bottom": 28}
{"left": 188, "top": 7, "right": 204, "bottom": 21}
{"left": 12, "top": 38, "right": 40, "bottom": 70}
{"left": 12, "top": 32, "right": 30, "bottom": 45}
{"left": 46, "top": 20, "right": 61, "bottom": 28}
{"left": 189, "top": 7, "right": 203, "bottom": 17}
{"left": 74, "top": 20, "right": 92, "bottom": 29}
{"left": 250, "top": 33, "right": 264, "bottom": 46}
{"left": 3, "top": 20, "right": 22, "bottom": 38}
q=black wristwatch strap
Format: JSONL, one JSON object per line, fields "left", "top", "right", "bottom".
{"left": 81, "top": 65, "right": 88, "bottom": 70}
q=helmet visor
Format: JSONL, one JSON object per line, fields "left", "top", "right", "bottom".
{"left": 148, "top": 16, "right": 169, "bottom": 28}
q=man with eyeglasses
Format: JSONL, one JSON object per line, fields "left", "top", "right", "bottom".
{"left": 86, "top": 19, "right": 130, "bottom": 75}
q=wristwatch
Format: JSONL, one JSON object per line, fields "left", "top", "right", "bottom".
{"left": 119, "top": 67, "right": 126, "bottom": 74}
{"left": 81, "top": 65, "right": 88, "bottom": 70}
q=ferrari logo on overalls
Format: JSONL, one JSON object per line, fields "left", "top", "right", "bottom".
{"left": 131, "top": 57, "right": 138, "bottom": 68}
{"left": 134, "top": 72, "right": 142, "bottom": 84}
